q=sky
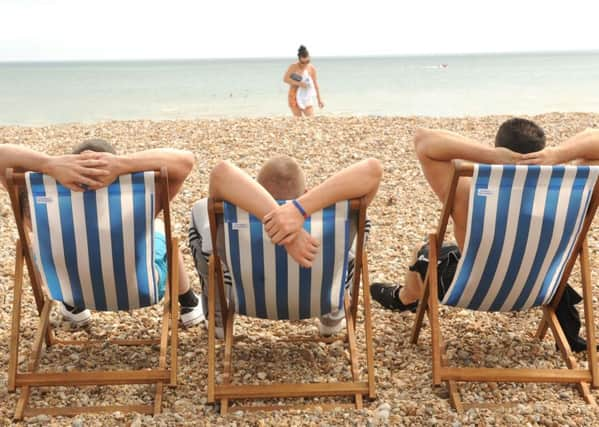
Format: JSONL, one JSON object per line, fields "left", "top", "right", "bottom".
{"left": 1, "top": 0, "right": 598, "bottom": 61}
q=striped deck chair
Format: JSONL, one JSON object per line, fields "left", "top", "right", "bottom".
{"left": 207, "top": 198, "right": 375, "bottom": 414}
{"left": 5, "top": 167, "right": 179, "bottom": 419}
{"left": 411, "top": 161, "right": 599, "bottom": 412}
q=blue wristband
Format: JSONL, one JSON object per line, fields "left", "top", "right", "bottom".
{"left": 292, "top": 199, "right": 309, "bottom": 219}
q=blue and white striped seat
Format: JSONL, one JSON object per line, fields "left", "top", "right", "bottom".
{"left": 222, "top": 201, "right": 353, "bottom": 320}
{"left": 25, "top": 171, "right": 158, "bottom": 311}
{"left": 442, "top": 164, "right": 599, "bottom": 311}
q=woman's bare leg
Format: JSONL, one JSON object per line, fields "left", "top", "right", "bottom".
{"left": 303, "top": 106, "right": 314, "bottom": 117}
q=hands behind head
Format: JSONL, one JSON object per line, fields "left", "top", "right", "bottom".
{"left": 519, "top": 147, "right": 562, "bottom": 165}
{"left": 45, "top": 151, "right": 120, "bottom": 192}
{"left": 263, "top": 202, "right": 320, "bottom": 267}
{"left": 495, "top": 146, "right": 562, "bottom": 166}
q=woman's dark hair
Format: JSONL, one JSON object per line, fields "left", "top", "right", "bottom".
{"left": 495, "top": 118, "right": 546, "bottom": 154}
{"left": 297, "top": 45, "right": 309, "bottom": 59}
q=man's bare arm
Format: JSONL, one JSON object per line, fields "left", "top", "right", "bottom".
{"left": 264, "top": 158, "right": 383, "bottom": 244}
{"left": 90, "top": 149, "right": 194, "bottom": 215}
{"left": 414, "top": 128, "right": 523, "bottom": 202}
{"left": 521, "top": 128, "right": 599, "bottom": 165}
{"left": 0, "top": 144, "right": 108, "bottom": 191}
{"left": 209, "top": 160, "right": 279, "bottom": 218}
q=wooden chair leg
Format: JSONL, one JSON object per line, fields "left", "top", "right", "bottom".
{"left": 410, "top": 277, "right": 430, "bottom": 345}
{"left": 216, "top": 261, "right": 229, "bottom": 338}
{"left": 8, "top": 240, "right": 24, "bottom": 393}
{"left": 546, "top": 307, "right": 595, "bottom": 405}
{"left": 361, "top": 254, "right": 376, "bottom": 399}
{"left": 220, "top": 306, "right": 235, "bottom": 416}
{"left": 427, "top": 234, "right": 442, "bottom": 386}
{"left": 207, "top": 256, "right": 217, "bottom": 404}
{"left": 14, "top": 299, "right": 52, "bottom": 420}
{"left": 440, "top": 343, "right": 463, "bottom": 413}
{"left": 153, "top": 383, "right": 164, "bottom": 416}
{"left": 535, "top": 313, "right": 549, "bottom": 341}
{"left": 345, "top": 299, "right": 363, "bottom": 409}
{"left": 155, "top": 279, "right": 171, "bottom": 414}
{"left": 14, "top": 386, "right": 30, "bottom": 420}
{"left": 579, "top": 242, "right": 599, "bottom": 388}
{"left": 170, "top": 239, "right": 180, "bottom": 387}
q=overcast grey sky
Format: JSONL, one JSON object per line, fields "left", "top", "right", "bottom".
{"left": 1, "top": 0, "right": 598, "bottom": 61}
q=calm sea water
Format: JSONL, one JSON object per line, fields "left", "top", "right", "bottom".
{"left": 1, "top": 52, "right": 598, "bottom": 126}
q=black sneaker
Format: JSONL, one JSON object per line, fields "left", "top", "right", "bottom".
{"left": 370, "top": 283, "right": 418, "bottom": 312}
{"left": 179, "top": 292, "right": 205, "bottom": 328}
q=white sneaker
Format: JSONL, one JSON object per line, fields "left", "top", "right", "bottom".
{"left": 60, "top": 303, "right": 92, "bottom": 327}
{"left": 180, "top": 294, "right": 205, "bottom": 328}
{"left": 318, "top": 316, "right": 347, "bottom": 337}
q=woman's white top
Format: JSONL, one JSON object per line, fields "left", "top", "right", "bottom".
{"left": 296, "top": 69, "right": 316, "bottom": 110}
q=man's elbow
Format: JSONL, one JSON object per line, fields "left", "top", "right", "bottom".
{"left": 169, "top": 150, "right": 194, "bottom": 181}
{"left": 209, "top": 160, "right": 232, "bottom": 186}
{"left": 180, "top": 150, "right": 195, "bottom": 174}
{"left": 413, "top": 128, "right": 434, "bottom": 158}
{"left": 364, "top": 158, "right": 383, "bottom": 185}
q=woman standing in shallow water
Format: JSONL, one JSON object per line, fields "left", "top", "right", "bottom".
{"left": 283, "top": 45, "right": 324, "bottom": 117}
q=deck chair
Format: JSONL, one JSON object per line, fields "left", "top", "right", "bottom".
{"left": 206, "top": 198, "right": 375, "bottom": 414}
{"left": 5, "top": 167, "right": 179, "bottom": 419}
{"left": 411, "top": 161, "right": 599, "bottom": 412}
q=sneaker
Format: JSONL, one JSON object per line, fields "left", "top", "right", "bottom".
{"left": 370, "top": 283, "right": 418, "bottom": 312}
{"left": 318, "top": 316, "right": 347, "bottom": 337}
{"left": 180, "top": 293, "right": 205, "bottom": 328}
{"left": 60, "top": 303, "right": 92, "bottom": 327}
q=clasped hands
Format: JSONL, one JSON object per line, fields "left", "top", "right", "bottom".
{"left": 43, "top": 151, "right": 122, "bottom": 192}
{"left": 263, "top": 202, "right": 319, "bottom": 268}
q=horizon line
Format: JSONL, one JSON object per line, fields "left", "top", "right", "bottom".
{"left": 1, "top": 49, "right": 598, "bottom": 64}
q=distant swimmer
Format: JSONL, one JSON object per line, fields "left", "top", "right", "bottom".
{"left": 440, "top": 64, "right": 448, "bottom": 69}
{"left": 283, "top": 45, "right": 324, "bottom": 117}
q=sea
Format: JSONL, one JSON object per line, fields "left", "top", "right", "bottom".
{"left": 1, "top": 51, "right": 598, "bottom": 126}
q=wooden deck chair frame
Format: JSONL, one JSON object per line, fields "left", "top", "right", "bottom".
{"left": 410, "top": 160, "right": 599, "bottom": 412}
{"left": 5, "top": 167, "right": 180, "bottom": 419}
{"left": 206, "top": 197, "right": 376, "bottom": 414}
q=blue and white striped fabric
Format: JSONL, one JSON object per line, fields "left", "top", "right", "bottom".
{"left": 442, "top": 164, "right": 599, "bottom": 312}
{"left": 25, "top": 172, "right": 158, "bottom": 311}
{"left": 222, "top": 201, "right": 353, "bottom": 320}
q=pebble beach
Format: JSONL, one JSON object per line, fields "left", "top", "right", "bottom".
{"left": 2, "top": 113, "right": 599, "bottom": 426}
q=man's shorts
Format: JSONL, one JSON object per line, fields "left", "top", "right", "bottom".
{"left": 409, "top": 243, "right": 461, "bottom": 300}
{"left": 154, "top": 231, "right": 168, "bottom": 300}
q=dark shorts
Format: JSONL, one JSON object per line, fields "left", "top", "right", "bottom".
{"left": 409, "top": 243, "right": 461, "bottom": 300}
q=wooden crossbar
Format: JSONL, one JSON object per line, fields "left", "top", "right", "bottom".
{"left": 215, "top": 382, "right": 370, "bottom": 399}
{"left": 441, "top": 367, "right": 592, "bottom": 383}
{"left": 15, "top": 370, "right": 170, "bottom": 387}
{"left": 23, "top": 404, "right": 154, "bottom": 417}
